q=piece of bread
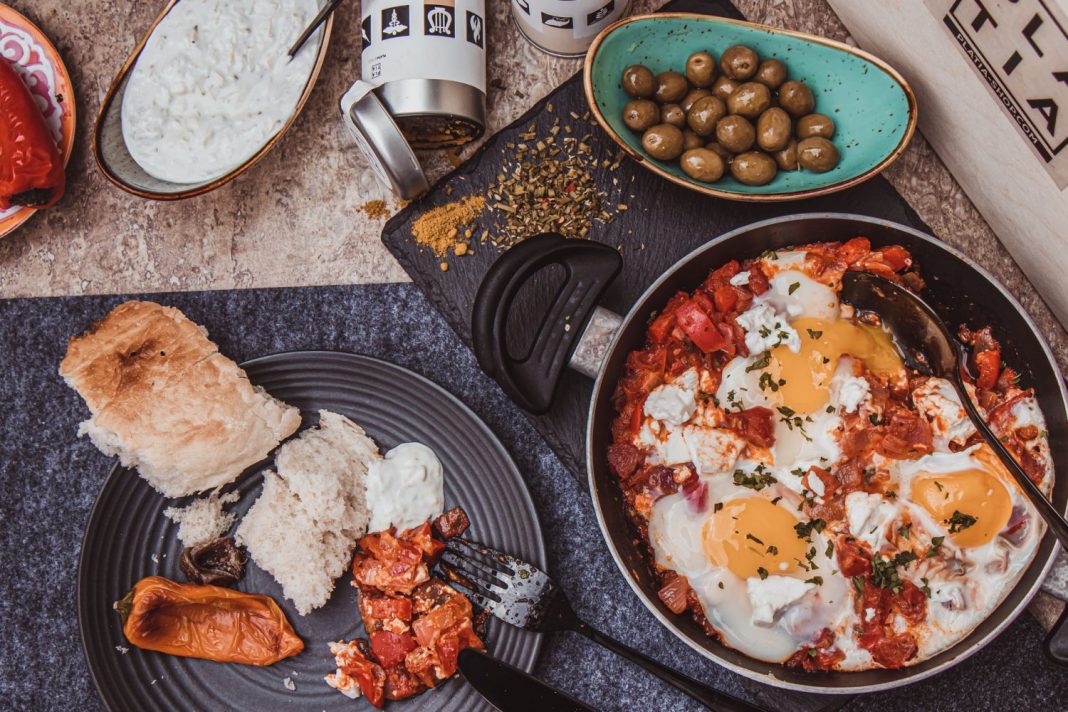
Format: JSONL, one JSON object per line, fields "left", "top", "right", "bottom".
{"left": 164, "top": 491, "right": 240, "bottom": 548}
{"left": 236, "top": 410, "right": 378, "bottom": 615}
{"left": 60, "top": 301, "right": 301, "bottom": 498}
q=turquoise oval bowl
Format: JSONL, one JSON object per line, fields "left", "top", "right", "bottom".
{"left": 584, "top": 14, "right": 918, "bottom": 202}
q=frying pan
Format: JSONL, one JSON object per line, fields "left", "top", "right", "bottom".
{"left": 471, "top": 213, "right": 1067, "bottom": 692}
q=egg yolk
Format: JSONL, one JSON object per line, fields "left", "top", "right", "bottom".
{"left": 770, "top": 316, "right": 904, "bottom": 414}
{"left": 703, "top": 497, "right": 807, "bottom": 579}
{"left": 910, "top": 450, "right": 1013, "bottom": 548}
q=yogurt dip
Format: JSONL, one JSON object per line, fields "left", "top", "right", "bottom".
{"left": 121, "top": 0, "right": 320, "bottom": 183}
{"left": 365, "top": 442, "right": 445, "bottom": 532}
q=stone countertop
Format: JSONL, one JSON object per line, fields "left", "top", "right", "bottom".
{"left": 1, "top": 284, "right": 1064, "bottom": 712}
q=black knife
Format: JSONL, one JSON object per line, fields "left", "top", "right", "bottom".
{"left": 458, "top": 648, "right": 598, "bottom": 712}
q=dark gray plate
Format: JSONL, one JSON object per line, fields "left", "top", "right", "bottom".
{"left": 78, "top": 351, "right": 546, "bottom": 712}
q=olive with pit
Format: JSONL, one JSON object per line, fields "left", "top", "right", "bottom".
{"left": 686, "top": 96, "right": 727, "bottom": 137}
{"left": 796, "top": 113, "right": 836, "bottom": 139}
{"left": 779, "top": 80, "right": 815, "bottom": 117}
{"left": 715, "top": 114, "right": 755, "bottom": 153}
{"left": 712, "top": 76, "right": 739, "bottom": 101}
{"left": 642, "top": 124, "right": 685, "bottom": 161}
{"left": 680, "top": 148, "right": 726, "bottom": 182}
{"left": 730, "top": 151, "right": 778, "bottom": 186}
{"left": 726, "top": 82, "right": 771, "bottom": 119}
{"left": 773, "top": 139, "right": 799, "bottom": 171}
{"left": 720, "top": 44, "right": 759, "bottom": 80}
{"left": 660, "top": 103, "right": 686, "bottom": 128}
{"left": 623, "top": 99, "right": 660, "bottom": 132}
{"left": 755, "top": 59, "right": 787, "bottom": 90}
{"left": 797, "top": 137, "right": 840, "bottom": 172}
{"left": 685, "top": 51, "right": 717, "bottom": 88}
{"left": 682, "top": 129, "right": 704, "bottom": 151}
{"left": 654, "top": 71, "right": 689, "bottom": 103}
{"left": 621, "top": 65, "right": 656, "bottom": 98}
{"left": 681, "top": 88, "right": 712, "bottom": 113}
{"left": 756, "top": 107, "right": 792, "bottom": 152}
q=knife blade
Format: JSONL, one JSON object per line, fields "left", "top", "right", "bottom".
{"left": 458, "top": 648, "right": 598, "bottom": 712}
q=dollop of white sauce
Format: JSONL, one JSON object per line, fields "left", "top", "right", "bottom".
{"left": 122, "top": 0, "right": 319, "bottom": 183}
{"left": 365, "top": 443, "right": 445, "bottom": 533}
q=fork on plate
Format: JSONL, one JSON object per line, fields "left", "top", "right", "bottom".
{"left": 440, "top": 537, "right": 767, "bottom": 712}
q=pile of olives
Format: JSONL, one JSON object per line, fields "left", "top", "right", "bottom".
{"left": 620, "top": 45, "right": 841, "bottom": 187}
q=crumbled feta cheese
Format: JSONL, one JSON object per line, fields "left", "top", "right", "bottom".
{"left": 911, "top": 378, "right": 976, "bottom": 449}
{"left": 729, "top": 270, "right": 751, "bottom": 286}
{"left": 845, "top": 491, "right": 897, "bottom": 549}
{"left": 805, "top": 471, "right": 826, "bottom": 497}
{"left": 835, "top": 375, "right": 871, "bottom": 414}
{"left": 683, "top": 426, "right": 746, "bottom": 475}
{"left": 747, "top": 575, "right": 815, "bottom": 626}
{"left": 736, "top": 303, "right": 801, "bottom": 355}
{"left": 644, "top": 369, "right": 699, "bottom": 425}
{"left": 864, "top": 607, "right": 877, "bottom": 622}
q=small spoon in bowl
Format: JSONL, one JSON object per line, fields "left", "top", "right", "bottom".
{"left": 840, "top": 271, "right": 1068, "bottom": 548}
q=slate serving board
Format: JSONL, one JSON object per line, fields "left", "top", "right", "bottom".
{"left": 382, "top": 0, "right": 929, "bottom": 486}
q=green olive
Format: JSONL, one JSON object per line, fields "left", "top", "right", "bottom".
{"left": 712, "top": 76, "right": 739, "bottom": 101}
{"left": 720, "top": 45, "right": 759, "bottom": 80}
{"left": 680, "top": 148, "right": 726, "bottom": 182}
{"left": 642, "top": 124, "right": 685, "bottom": 161}
{"left": 686, "top": 96, "right": 727, "bottom": 137}
{"left": 755, "top": 59, "right": 787, "bottom": 90}
{"left": 660, "top": 103, "right": 686, "bottom": 128}
{"left": 654, "top": 71, "right": 689, "bottom": 103}
{"left": 622, "top": 99, "right": 660, "bottom": 132}
{"left": 715, "top": 114, "right": 755, "bottom": 153}
{"left": 796, "top": 113, "right": 836, "bottom": 139}
{"left": 779, "top": 80, "right": 816, "bottom": 118}
{"left": 621, "top": 65, "right": 656, "bottom": 98}
{"left": 681, "top": 88, "right": 712, "bottom": 113}
{"left": 682, "top": 129, "right": 704, "bottom": 151}
{"left": 797, "top": 137, "right": 840, "bottom": 172}
{"left": 730, "top": 151, "right": 778, "bottom": 186}
{"left": 773, "top": 139, "right": 798, "bottom": 170}
{"left": 756, "top": 107, "right": 792, "bottom": 152}
{"left": 726, "top": 82, "right": 772, "bottom": 119}
{"left": 685, "top": 51, "right": 717, "bottom": 88}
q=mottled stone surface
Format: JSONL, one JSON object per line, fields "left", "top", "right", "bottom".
{"left": 1, "top": 285, "right": 1064, "bottom": 712}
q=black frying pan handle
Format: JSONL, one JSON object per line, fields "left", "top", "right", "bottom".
{"left": 1046, "top": 602, "right": 1068, "bottom": 667}
{"left": 472, "top": 233, "right": 622, "bottom": 414}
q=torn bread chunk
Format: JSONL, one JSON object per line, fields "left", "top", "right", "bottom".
{"left": 164, "top": 491, "right": 240, "bottom": 548}
{"left": 60, "top": 301, "right": 301, "bottom": 497}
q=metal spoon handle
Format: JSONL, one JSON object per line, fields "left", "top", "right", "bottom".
{"left": 289, "top": 0, "right": 344, "bottom": 57}
{"left": 952, "top": 372, "right": 1068, "bottom": 548}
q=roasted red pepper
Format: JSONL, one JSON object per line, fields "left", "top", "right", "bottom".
{"left": 675, "top": 299, "right": 727, "bottom": 353}
{"left": 0, "top": 58, "right": 65, "bottom": 210}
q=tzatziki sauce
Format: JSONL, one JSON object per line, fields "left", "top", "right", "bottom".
{"left": 121, "top": 0, "right": 320, "bottom": 183}
{"left": 365, "top": 442, "right": 445, "bottom": 533}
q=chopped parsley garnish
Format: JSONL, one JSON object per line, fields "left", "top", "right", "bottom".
{"left": 898, "top": 523, "right": 912, "bottom": 540}
{"left": 777, "top": 406, "right": 813, "bottom": 441}
{"left": 788, "top": 282, "right": 801, "bottom": 295}
{"left": 759, "top": 371, "right": 781, "bottom": 392}
{"left": 766, "top": 545, "right": 779, "bottom": 555}
{"left": 713, "top": 502, "right": 724, "bottom": 513}
{"left": 920, "top": 577, "right": 932, "bottom": 598}
{"left": 732, "top": 468, "right": 778, "bottom": 491}
{"left": 746, "top": 352, "right": 772, "bottom": 373}
{"left": 778, "top": 406, "right": 796, "bottom": 417}
{"left": 852, "top": 576, "right": 865, "bottom": 595}
{"left": 825, "top": 540, "right": 834, "bottom": 558}
{"left": 771, "top": 496, "right": 782, "bottom": 505}
{"left": 805, "top": 576, "right": 824, "bottom": 586}
{"left": 718, "top": 581, "right": 725, "bottom": 590}
{"left": 870, "top": 551, "right": 918, "bottom": 593}
{"left": 807, "top": 328, "right": 823, "bottom": 339}
{"left": 869, "top": 413, "right": 882, "bottom": 425}
{"left": 934, "top": 481, "right": 945, "bottom": 492}
{"left": 757, "top": 567, "right": 769, "bottom": 580}
{"left": 826, "top": 405, "right": 836, "bottom": 413}
{"left": 746, "top": 533, "right": 765, "bottom": 545}
{"left": 794, "top": 518, "right": 827, "bottom": 540}
{"left": 946, "top": 510, "right": 977, "bottom": 533}
{"left": 926, "top": 536, "right": 945, "bottom": 557}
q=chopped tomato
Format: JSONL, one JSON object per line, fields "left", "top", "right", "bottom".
{"left": 785, "top": 628, "right": 845, "bottom": 672}
{"left": 335, "top": 643, "right": 386, "bottom": 708}
{"left": 713, "top": 285, "right": 739, "bottom": 313}
{"left": 704, "top": 259, "right": 741, "bottom": 291}
{"left": 876, "top": 245, "right": 911, "bottom": 272}
{"left": 974, "top": 348, "right": 1001, "bottom": 391}
{"left": 723, "top": 407, "right": 775, "bottom": 448}
{"left": 836, "top": 537, "right": 872, "bottom": 578}
{"left": 676, "top": 300, "right": 728, "bottom": 353}
{"left": 894, "top": 580, "right": 927, "bottom": 625}
{"left": 876, "top": 409, "right": 933, "bottom": 460}
{"left": 748, "top": 265, "right": 770, "bottom": 295}
{"left": 648, "top": 293, "right": 687, "bottom": 344}
{"left": 838, "top": 237, "right": 871, "bottom": 265}
{"left": 412, "top": 596, "right": 471, "bottom": 648}
{"left": 658, "top": 575, "right": 692, "bottom": 614}
{"left": 360, "top": 594, "right": 414, "bottom": 626}
{"left": 869, "top": 633, "right": 918, "bottom": 669}
{"left": 370, "top": 631, "right": 418, "bottom": 668}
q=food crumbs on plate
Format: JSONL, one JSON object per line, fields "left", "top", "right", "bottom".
{"left": 411, "top": 195, "right": 485, "bottom": 257}
{"left": 440, "top": 262, "right": 449, "bottom": 272}
{"left": 359, "top": 200, "right": 391, "bottom": 220}
{"left": 454, "top": 243, "right": 468, "bottom": 256}
{"left": 282, "top": 676, "right": 296, "bottom": 691}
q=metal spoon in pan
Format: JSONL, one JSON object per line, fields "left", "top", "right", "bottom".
{"left": 840, "top": 271, "right": 1068, "bottom": 548}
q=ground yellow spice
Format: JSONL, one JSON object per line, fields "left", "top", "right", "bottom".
{"left": 411, "top": 195, "right": 485, "bottom": 258}
{"left": 359, "top": 200, "right": 391, "bottom": 220}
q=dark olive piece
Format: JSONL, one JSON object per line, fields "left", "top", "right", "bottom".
{"left": 180, "top": 537, "right": 247, "bottom": 587}
{"left": 660, "top": 103, "right": 686, "bottom": 128}
{"left": 642, "top": 124, "right": 685, "bottom": 160}
{"left": 773, "top": 139, "right": 799, "bottom": 171}
{"left": 682, "top": 129, "right": 705, "bottom": 151}
{"left": 796, "top": 113, "right": 836, "bottom": 139}
{"left": 778, "top": 80, "right": 816, "bottom": 118}
{"left": 797, "top": 137, "right": 840, "bottom": 172}
{"left": 681, "top": 88, "right": 712, "bottom": 113}
{"left": 654, "top": 71, "right": 689, "bottom": 103}
{"left": 685, "top": 50, "right": 718, "bottom": 88}
{"left": 686, "top": 96, "right": 727, "bottom": 137}
{"left": 755, "top": 107, "right": 791, "bottom": 152}
{"left": 623, "top": 99, "right": 660, "bottom": 132}
{"left": 621, "top": 64, "right": 656, "bottom": 98}
{"left": 715, "top": 114, "right": 755, "bottom": 153}
{"left": 712, "top": 76, "right": 739, "bottom": 101}
{"left": 755, "top": 59, "right": 787, "bottom": 89}
{"left": 720, "top": 44, "right": 759, "bottom": 80}
{"left": 726, "top": 82, "right": 772, "bottom": 119}
{"left": 706, "top": 142, "right": 733, "bottom": 162}
{"left": 680, "top": 148, "right": 726, "bottom": 182}
{"left": 730, "top": 151, "right": 778, "bottom": 186}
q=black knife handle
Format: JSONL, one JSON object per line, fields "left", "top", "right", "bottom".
{"left": 471, "top": 233, "right": 622, "bottom": 414}
{"left": 1046, "top": 603, "right": 1068, "bottom": 667}
{"left": 571, "top": 620, "right": 767, "bottom": 712}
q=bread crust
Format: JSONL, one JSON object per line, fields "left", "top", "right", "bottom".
{"left": 60, "top": 301, "right": 301, "bottom": 497}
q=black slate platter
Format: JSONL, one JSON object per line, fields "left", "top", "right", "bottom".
{"left": 78, "top": 352, "right": 545, "bottom": 712}
{"left": 380, "top": 0, "right": 930, "bottom": 486}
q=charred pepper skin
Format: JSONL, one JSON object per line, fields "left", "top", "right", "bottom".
{"left": 0, "top": 57, "right": 66, "bottom": 210}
